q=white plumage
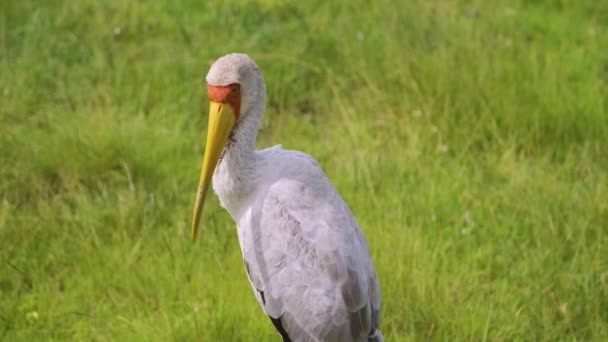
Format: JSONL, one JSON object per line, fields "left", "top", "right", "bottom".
{"left": 193, "top": 53, "right": 382, "bottom": 342}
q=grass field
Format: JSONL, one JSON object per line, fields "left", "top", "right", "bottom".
{"left": 1, "top": 0, "right": 607, "bottom": 340}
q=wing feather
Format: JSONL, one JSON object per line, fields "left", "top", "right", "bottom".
{"left": 241, "top": 151, "right": 382, "bottom": 341}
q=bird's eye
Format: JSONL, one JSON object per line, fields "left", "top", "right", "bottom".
{"left": 231, "top": 87, "right": 238, "bottom": 93}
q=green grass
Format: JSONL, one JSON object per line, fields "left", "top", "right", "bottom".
{"left": 1, "top": 0, "right": 607, "bottom": 340}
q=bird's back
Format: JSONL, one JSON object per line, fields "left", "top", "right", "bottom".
{"left": 237, "top": 146, "right": 382, "bottom": 341}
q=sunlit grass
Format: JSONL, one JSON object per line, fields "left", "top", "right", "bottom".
{"left": 1, "top": 0, "right": 607, "bottom": 340}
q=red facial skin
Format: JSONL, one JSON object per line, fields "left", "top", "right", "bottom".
{"left": 207, "top": 83, "right": 241, "bottom": 120}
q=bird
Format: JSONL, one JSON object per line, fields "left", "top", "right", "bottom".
{"left": 191, "top": 53, "right": 382, "bottom": 342}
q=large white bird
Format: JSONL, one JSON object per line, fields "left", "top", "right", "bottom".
{"left": 191, "top": 53, "right": 382, "bottom": 342}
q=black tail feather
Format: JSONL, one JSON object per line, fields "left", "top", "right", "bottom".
{"left": 269, "top": 315, "right": 292, "bottom": 342}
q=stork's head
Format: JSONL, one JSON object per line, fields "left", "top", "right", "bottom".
{"left": 206, "top": 53, "right": 265, "bottom": 119}
{"left": 191, "top": 53, "right": 265, "bottom": 242}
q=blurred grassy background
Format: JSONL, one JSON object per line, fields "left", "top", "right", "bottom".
{"left": 1, "top": 0, "right": 607, "bottom": 340}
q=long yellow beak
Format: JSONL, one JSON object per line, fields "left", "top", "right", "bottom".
{"left": 191, "top": 101, "right": 236, "bottom": 242}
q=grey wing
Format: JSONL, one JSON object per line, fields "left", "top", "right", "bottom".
{"left": 242, "top": 175, "right": 382, "bottom": 341}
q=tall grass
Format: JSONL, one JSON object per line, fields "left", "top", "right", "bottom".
{"left": 1, "top": 0, "right": 607, "bottom": 340}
